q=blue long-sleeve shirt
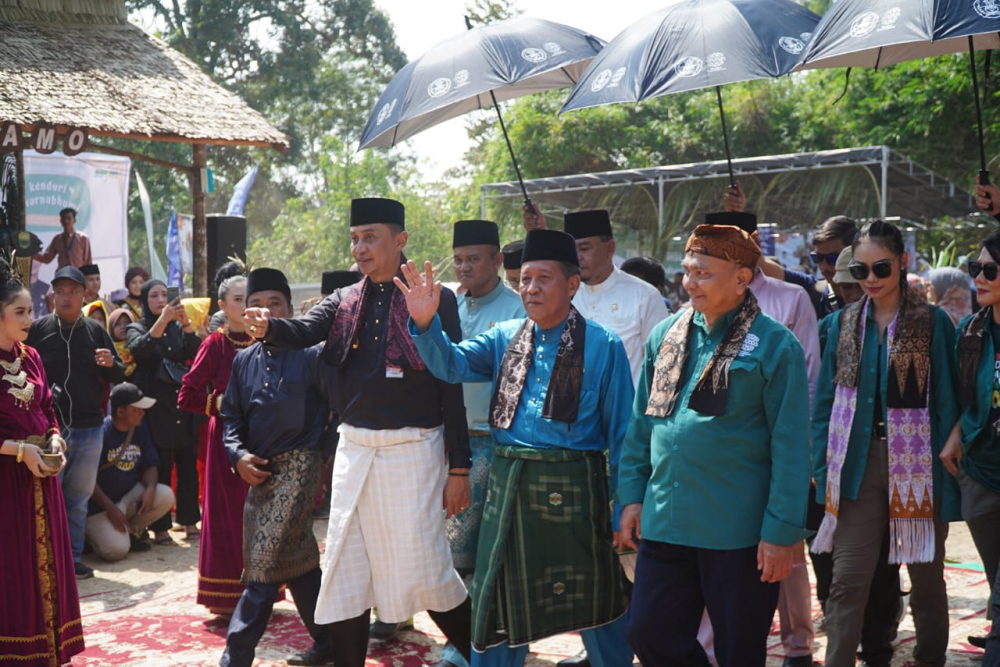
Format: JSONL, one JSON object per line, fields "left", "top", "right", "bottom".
{"left": 221, "top": 343, "right": 331, "bottom": 467}
{"left": 812, "top": 305, "right": 960, "bottom": 521}
{"left": 619, "top": 307, "right": 813, "bottom": 549}
{"left": 410, "top": 312, "right": 634, "bottom": 504}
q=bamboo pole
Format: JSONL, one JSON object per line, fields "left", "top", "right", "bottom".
{"left": 191, "top": 143, "right": 207, "bottom": 296}
{"left": 15, "top": 148, "right": 25, "bottom": 232}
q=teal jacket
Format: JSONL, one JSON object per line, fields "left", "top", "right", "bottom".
{"left": 812, "top": 305, "right": 961, "bottom": 522}
{"left": 956, "top": 312, "right": 1000, "bottom": 494}
{"left": 619, "top": 305, "right": 812, "bottom": 549}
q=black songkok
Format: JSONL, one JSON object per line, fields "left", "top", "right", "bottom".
{"left": 246, "top": 268, "right": 291, "bottom": 303}
{"left": 705, "top": 211, "right": 758, "bottom": 235}
{"left": 521, "top": 229, "right": 579, "bottom": 267}
{"left": 502, "top": 240, "right": 525, "bottom": 270}
{"left": 452, "top": 220, "right": 501, "bottom": 249}
{"left": 321, "top": 270, "right": 362, "bottom": 296}
{"left": 80, "top": 264, "right": 100, "bottom": 276}
{"left": 563, "top": 210, "right": 612, "bottom": 240}
{"left": 350, "top": 197, "right": 405, "bottom": 228}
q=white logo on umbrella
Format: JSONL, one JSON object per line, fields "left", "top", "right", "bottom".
{"left": 427, "top": 77, "right": 452, "bottom": 98}
{"left": 376, "top": 98, "right": 397, "bottom": 126}
{"left": 609, "top": 67, "right": 627, "bottom": 87}
{"left": 591, "top": 68, "right": 614, "bottom": 91}
{"left": 850, "top": 12, "right": 881, "bottom": 37}
{"left": 454, "top": 69, "right": 470, "bottom": 88}
{"left": 880, "top": 7, "right": 901, "bottom": 28}
{"left": 522, "top": 47, "right": 548, "bottom": 63}
{"left": 674, "top": 56, "right": 704, "bottom": 78}
{"left": 543, "top": 42, "right": 565, "bottom": 56}
{"left": 974, "top": 0, "right": 1000, "bottom": 19}
{"left": 707, "top": 52, "right": 726, "bottom": 72}
{"left": 800, "top": 32, "right": 813, "bottom": 42}
{"left": 778, "top": 36, "right": 805, "bottom": 54}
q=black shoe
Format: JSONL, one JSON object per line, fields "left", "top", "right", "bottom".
{"left": 286, "top": 645, "right": 334, "bottom": 666}
{"left": 74, "top": 562, "right": 94, "bottom": 580}
{"left": 969, "top": 635, "right": 989, "bottom": 649}
{"left": 369, "top": 619, "right": 413, "bottom": 641}
{"left": 558, "top": 651, "right": 590, "bottom": 667}
{"left": 782, "top": 657, "right": 814, "bottom": 667}
{"left": 129, "top": 534, "right": 152, "bottom": 553}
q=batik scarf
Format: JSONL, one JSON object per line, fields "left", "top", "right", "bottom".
{"left": 958, "top": 306, "right": 991, "bottom": 409}
{"left": 812, "top": 290, "right": 935, "bottom": 563}
{"left": 489, "top": 306, "right": 586, "bottom": 428}
{"left": 645, "top": 290, "right": 760, "bottom": 418}
{"left": 324, "top": 255, "right": 425, "bottom": 371}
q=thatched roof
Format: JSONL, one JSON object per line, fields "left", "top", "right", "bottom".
{"left": 0, "top": 10, "right": 289, "bottom": 150}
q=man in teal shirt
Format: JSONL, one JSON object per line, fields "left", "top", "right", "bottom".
{"left": 437, "top": 219, "right": 524, "bottom": 667}
{"left": 619, "top": 224, "right": 812, "bottom": 667}
{"left": 400, "top": 229, "right": 635, "bottom": 667}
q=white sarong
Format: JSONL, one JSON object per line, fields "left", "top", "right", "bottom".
{"left": 315, "top": 424, "right": 468, "bottom": 624}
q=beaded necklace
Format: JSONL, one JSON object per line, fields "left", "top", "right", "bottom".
{"left": 1, "top": 342, "right": 33, "bottom": 409}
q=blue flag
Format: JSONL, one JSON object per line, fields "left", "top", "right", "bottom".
{"left": 226, "top": 165, "right": 259, "bottom": 216}
{"left": 166, "top": 210, "right": 182, "bottom": 287}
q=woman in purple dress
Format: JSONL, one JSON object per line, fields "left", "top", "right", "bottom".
{"left": 0, "top": 256, "right": 85, "bottom": 665}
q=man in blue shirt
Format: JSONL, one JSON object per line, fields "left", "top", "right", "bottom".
{"left": 220, "top": 268, "right": 333, "bottom": 667}
{"left": 85, "top": 383, "right": 173, "bottom": 561}
{"left": 401, "top": 229, "right": 635, "bottom": 667}
{"left": 437, "top": 220, "right": 525, "bottom": 667}
{"left": 619, "top": 224, "right": 812, "bottom": 667}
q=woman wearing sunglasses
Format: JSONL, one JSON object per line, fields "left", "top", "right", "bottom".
{"left": 946, "top": 231, "right": 1000, "bottom": 656}
{"left": 812, "top": 219, "right": 960, "bottom": 667}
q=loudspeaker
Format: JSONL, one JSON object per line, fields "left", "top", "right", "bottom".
{"left": 206, "top": 214, "right": 246, "bottom": 304}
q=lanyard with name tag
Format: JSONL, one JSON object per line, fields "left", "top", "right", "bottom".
{"left": 385, "top": 364, "right": 404, "bottom": 379}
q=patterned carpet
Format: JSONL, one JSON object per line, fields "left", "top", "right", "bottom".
{"left": 70, "top": 531, "right": 993, "bottom": 666}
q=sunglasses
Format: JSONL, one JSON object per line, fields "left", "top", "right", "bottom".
{"left": 809, "top": 251, "right": 841, "bottom": 266}
{"left": 969, "top": 260, "right": 1000, "bottom": 282}
{"left": 848, "top": 259, "right": 895, "bottom": 281}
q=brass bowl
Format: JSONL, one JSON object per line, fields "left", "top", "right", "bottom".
{"left": 39, "top": 452, "right": 63, "bottom": 474}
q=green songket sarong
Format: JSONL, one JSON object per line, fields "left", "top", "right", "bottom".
{"left": 470, "top": 445, "right": 627, "bottom": 650}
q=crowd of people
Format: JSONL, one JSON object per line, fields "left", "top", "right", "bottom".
{"left": 3, "top": 184, "right": 1000, "bottom": 667}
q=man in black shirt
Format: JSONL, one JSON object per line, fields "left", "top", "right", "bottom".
{"left": 27, "top": 265, "right": 125, "bottom": 579}
{"left": 244, "top": 198, "right": 472, "bottom": 667}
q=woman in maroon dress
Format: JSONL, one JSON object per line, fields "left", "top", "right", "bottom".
{"left": 0, "top": 257, "right": 85, "bottom": 665}
{"left": 178, "top": 275, "right": 253, "bottom": 614}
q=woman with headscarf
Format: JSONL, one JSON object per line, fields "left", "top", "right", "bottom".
{"left": 83, "top": 300, "right": 108, "bottom": 329}
{"left": 126, "top": 280, "right": 201, "bottom": 545}
{"left": 930, "top": 266, "right": 974, "bottom": 327}
{"left": 107, "top": 308, "right": 136, "bottom": 377}
{"left": 0, "top": 254, "right": 85, "bottom": 665}
{"left": 116, "top": 267, "right": 149, "bottom": 321}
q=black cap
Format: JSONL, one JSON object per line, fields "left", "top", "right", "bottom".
{"left": 452, "top": 220, "right": 501, "bottom": 249}
{"left": 502, "top": 240, "right": 525, "bottom": 270}
{"left": 246, "top": 268, "right": 291, "bottom": 302}
{"left": 321, "top": 270, "right": 363, "bottom": 296}
{"left": 522, "top": 229, "right": 579, "bottom": 267}
{"left": 564, "top": 210, "right": 613, "bottom": 240}
{"left": 111, "top": 382, "right": 156, "bottom": 410}
{"left": 705, "top": 211, "right": 758, "bottom": 235}
{"left": 350, "top": 197, "right": 405, "bottom": 228}
{"left": 79, "top": 264, "right": 100, "bottom": 276}
{"left": 52, "top": 266, "right": 86, "bottom": 287}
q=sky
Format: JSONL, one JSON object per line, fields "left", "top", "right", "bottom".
{"left": 371, "top": 0, "right": 666, "bottom": 181}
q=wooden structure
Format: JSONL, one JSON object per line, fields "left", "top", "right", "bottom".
{"left": 0, "top": 0, "right": 288, "bottom": 294}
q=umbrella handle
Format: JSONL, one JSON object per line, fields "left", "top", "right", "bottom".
{"left": 488, "top": 89, "right": 533, "bottom": 210}
{"left": 981, "top": 169, "right": 991, "bottom": 188}
{"left": 970, "top": 37, "right": 990, "bottom": 180}
{"left": 715, "top": 86, "right": 736, "bottom": 188}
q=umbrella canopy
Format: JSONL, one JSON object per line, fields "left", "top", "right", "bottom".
{"left": 560, "top": 0, "right": 820, "bottom": 112}
{"left": 358, "top": 17, "right": 605, "bottom": 150}
{"left": 797, "top": 0, "right": 1000, "bottom": 70}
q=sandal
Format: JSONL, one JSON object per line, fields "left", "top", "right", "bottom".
{"left": 153, "top": 533, "right": 175, "bottom": 546}
{"left": 185, "top": 526, "right": 201, "bottom": 539}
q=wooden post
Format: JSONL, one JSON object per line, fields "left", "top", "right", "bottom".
{"left": 15, "top": 148, "right": 26, "bottom": 231}
{"left": 191, "top": 143, "right": 207, "bottom": 296}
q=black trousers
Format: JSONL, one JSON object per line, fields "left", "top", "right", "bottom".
{"left": 985, "top": 570, "right": 1000, "bottom": 667}
{"left": 626, "top": 540, "right": 780, "bottom": 667}
{"left": 327, "top": 597, "right": 472, "bottom": 667}
{"left": 807, "top": 498, "right": 901, "bottom": 666}
{"left": 149, "top": 444, "right": 201, "bottom": 532}
{"left": 220, "top": 567, "right": 330, "bottom": 667}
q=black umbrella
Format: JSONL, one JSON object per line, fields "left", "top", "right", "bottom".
{"left": 798, "top": 0, "right": 1000, "bottom": 183}
{"left": 561, "top": 0, "right": 821, "bottom": 186}
{"left": 358, "top": 17, "right": 605, "bottom": 208}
